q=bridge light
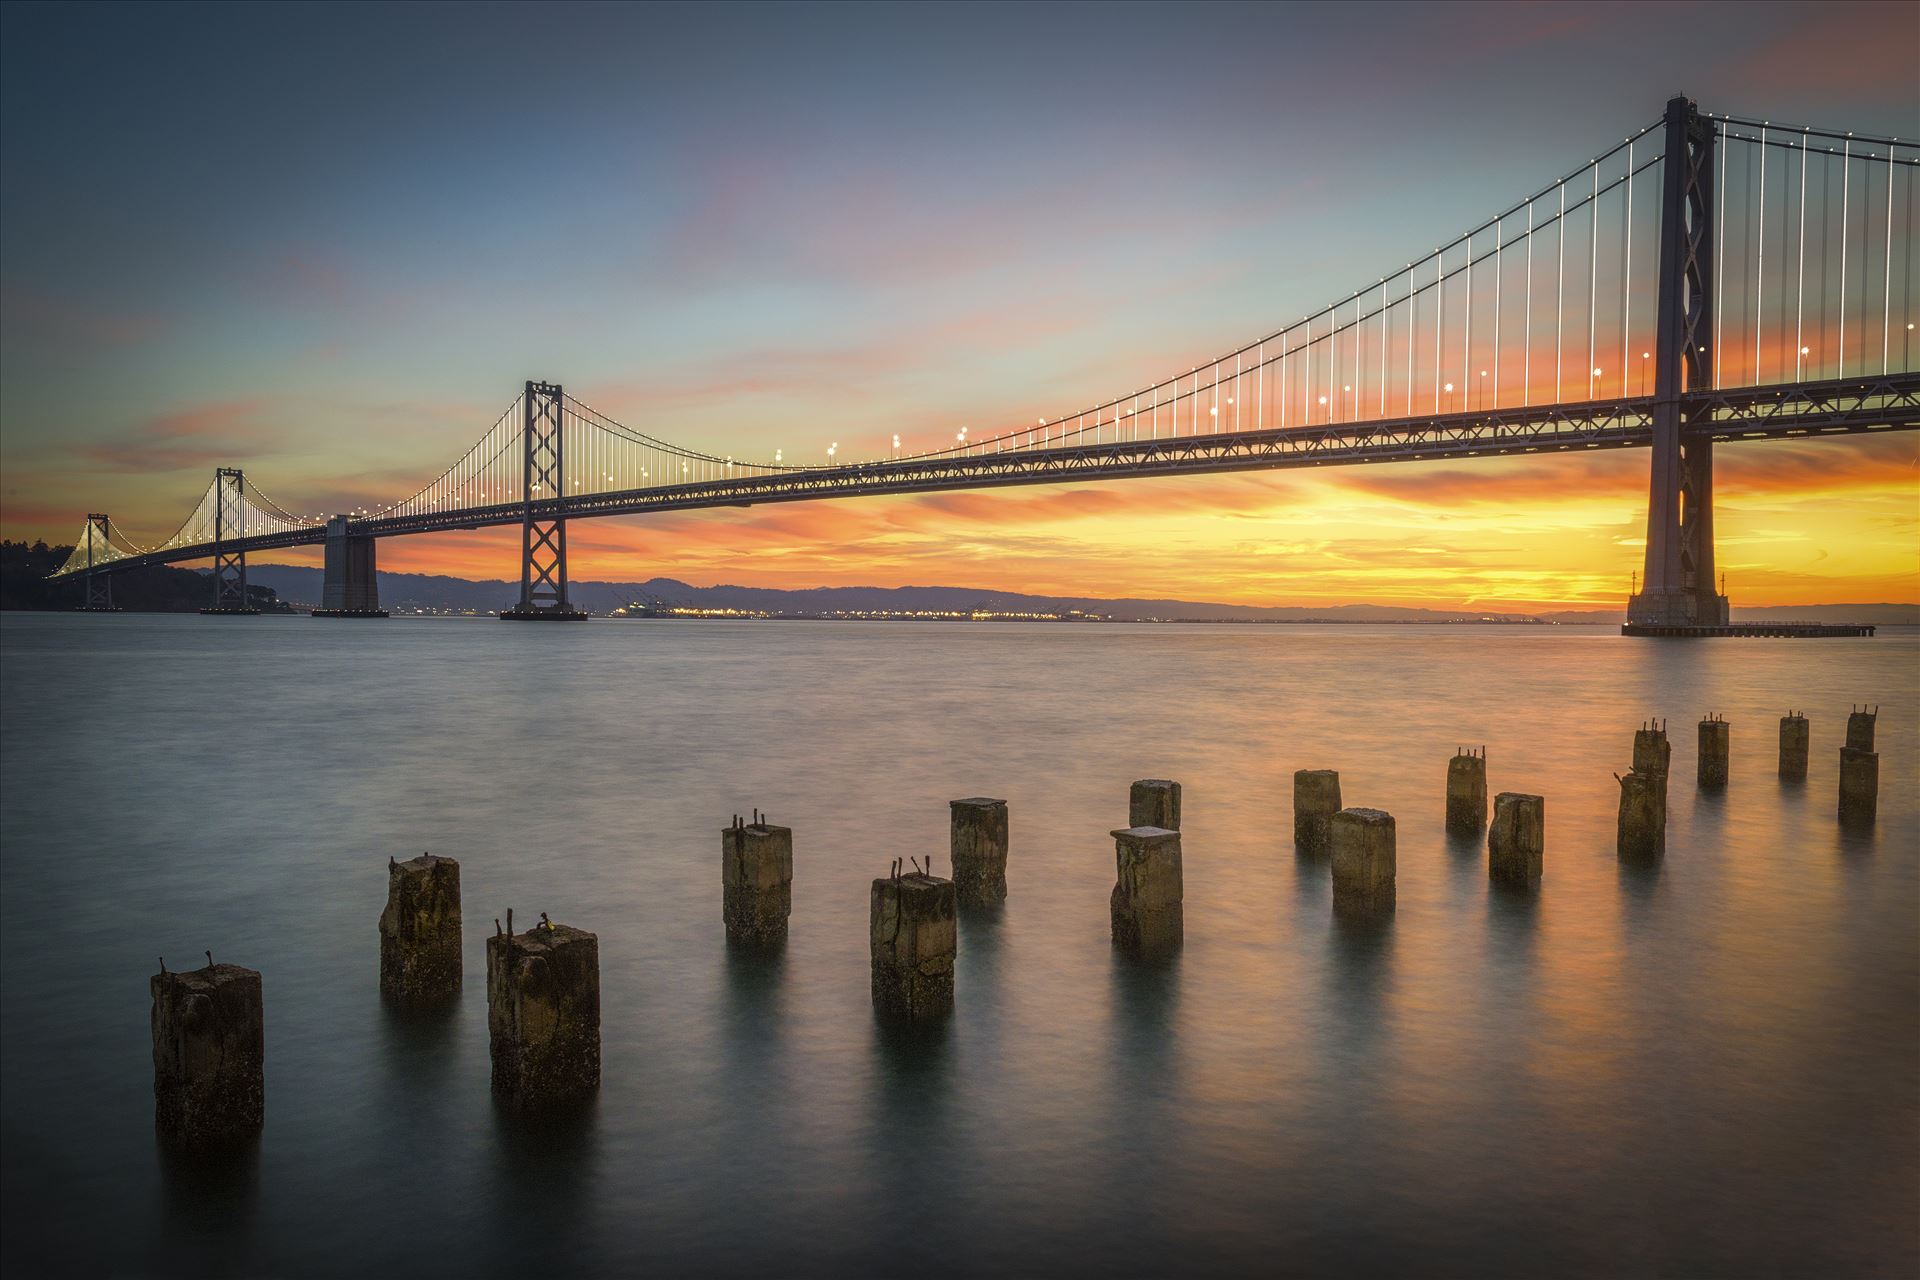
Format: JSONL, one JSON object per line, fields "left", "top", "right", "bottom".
{"left": 1801, "top": 346, "right": 1810, "bottom": 355}
{"left": 1444, "top": 382, "right": 1454, "bottom": 393}
{"left": 1593, "top": 367, "right": 1603, "bottom": 377}
{"left": 1318, "top": 395, "right": 1328, "bottom": 405}
{"left": 1209, "top": 406, "right": 1217, "bottom": 416}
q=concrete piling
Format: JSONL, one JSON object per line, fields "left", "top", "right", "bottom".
{"left": 378, "top": 853, "right": 462, "bottom": 1001}
{"left": 870, "top": 867, "right": 956, "bottom": 1019}
{"left": 1632, "top": 721, "right": 1672, "bottom": 778}
{"left": 1846, "top": 705, "right": 1878, "bottom": 751}
{"left": 949, "top": 797, "right": 1009, "bottom": 907}
{"left": 1616, "top": 771, "right": 1665, "bottom": 860}
{"left": 1293, "top": 770, "right": 1343, "bottom": 856}
{"left": 1445, "top": 747, "right": 1488, "bottom": 835}
{"left": 486, "top": 911, "right": 601, "bottom": 1108}
{"left": 1698, "top": 715, "right": 1730, "bottom": 788}
{"left": 1778, "top": 713, "right": 1810, "bottom": 781}
{"left": 722, "top": 812, "right": 792, "bottom": 944}
{"left": 1488, "top": 793, "right": 1545, "bottom": 890}
{"left": 1329, "top": 808, "right": 1396, "bottom": 918}
{"left": 1128, "top": 779, "right": 1181, "bottom": 831}
{"left": 1109, "top": 826, "right": 1183, "bottom": 955}
{"left": 151, "top": 959, "right": 264, "bottom": 1147}
{"left": 1839, "top": 747, "right": 1879, "bottom": 826}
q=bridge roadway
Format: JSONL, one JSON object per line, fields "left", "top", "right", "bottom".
{"left": 64, "top": 372, "right": 1920, "bottom": 578}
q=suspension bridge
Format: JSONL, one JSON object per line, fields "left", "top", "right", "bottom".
{"left": 48, "top": 98, "right": 1920, "bottom": 630}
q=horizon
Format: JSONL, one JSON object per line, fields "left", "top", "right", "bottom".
{"left": 3, "top": 2, "right": 1917, "bottom": 610}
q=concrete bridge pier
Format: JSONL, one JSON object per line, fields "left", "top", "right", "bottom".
{"left": 722, "top": 813, "right": 793, "bottom": 944}
{"left": 1839, "top": 748, "right": 1879, "bottom": 826}
{"left": 487, "top": 912, "right": 601, "bottom": 1108}
{"left": 870, "top": 868, "right": 956, "bottom": 1019}
{"left": 378, "top": 854, "right": 461, "bottom": 1001}
{"left": 314, "top": 515, "right": 387, "bottom": 617}
{"left": 150, "top": 958, "right": 264, "bottom": 1147}
{"left": 1110, "top": 826, "right": 1183, "bottom": 956}
{"left": 949, "top": 798, "right": 1009, "bottom": 907}
{"left": 1293, "top": 770, "right": 1342, "bottom": 857}
{"left": 1698, "top": 715, "right": 1730, "bottom": 788}
{"left": 1445, "top": 748, "right": 1487, "bottom": 835}
{"left": 1778, "top": 714, "right": 1810, "bottom": 780}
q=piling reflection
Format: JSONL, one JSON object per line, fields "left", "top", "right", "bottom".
{"left": 1326, "top": 910, "right": 1395, "bottom": 1057}
{"left": 486, "top": 1094, "right": 600, "bottom": 1262}
{"left": 154, "top": 1133, "right": 260, "bottom": 1261}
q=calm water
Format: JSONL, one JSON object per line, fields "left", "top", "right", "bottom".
{"left": 1, "top": 613, "right": 1915, "bottom": 1277}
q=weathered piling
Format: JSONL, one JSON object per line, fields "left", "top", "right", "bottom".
{"left": 378, "top": 853, "right": 462, "bottom": 1001}
{"left": 486, "top": 912, "right": 601, "bottom": 1108}
{"left": 1488, "top": 793, "right": 1545, "bottom": 890}
{"left": 870, "top": 866, "right": 956, "bottom": 1019}
{"left": 1445, "top": 748, "right": 1487, "bottom": 835}
{"left": 1330, "top": 808, "right": 1396, "bottom": 918}
{"left": 722, "top": 812, "right": 793, "bottom": 944}
{"left": 1110, "top": 826, "right": 1183, "bottom": 955}
{"left": 1616, "top": 771, "right": 1664, "bottom": 860}
{"left": 1697, "top": 715, "right": 1730, "bottom": 788}
{"left": 1293, "top": 769, "right": 1343, "bottom": 856}
{"left": 1128, "top": 779, "right": 1181, "bottom": 831}
{"left": 1776, "top": 713, "right": 1810, "bottom": 781}
{"left": 949, "top": 798, "right": 1009, "bottom": 907}
{"left": 1839, "top": 747, "right": 1879, "bottom": 826}
{"left": 1632, "top": 721, "right": 1672, "bottom": 779}
{"left": 1846, "top": 705, "right": 1878, "bottom": 751}
{"left": 151, "top": 958, "right": 264, "bottom": 1147}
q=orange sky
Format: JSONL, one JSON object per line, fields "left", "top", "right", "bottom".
{"left": 241, "top": 432, "right": 1918, "bottom": 610}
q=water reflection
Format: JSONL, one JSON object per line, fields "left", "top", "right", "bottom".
{"left": 154, "top": 1135, "right": 260, "bottom": 1268}
{"left": 487, "top": 1095, "right": 600, "bottom": 1265}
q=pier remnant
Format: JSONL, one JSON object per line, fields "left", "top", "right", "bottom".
{"left": 1778, "top": 713, "right": 1810, "bottom": 781}
{"left": 150, "top": 959, "right": 264, "bottom": 1147}
{"left": 378, "top": 853, "right": 462, "bottom": 1001}
{"left": 870, "top": 867, "right": 956, "bottom": 1019}
{"left": 1330, "top": 808, "right": 1396, "bottom": 918}
{"left": 1109, "top": 826, "right": 1183, "bottom": 955}
{"left": 486, "top": 911, "right": 601, "bottom": 1108}
{"left": 1839, "top": 747, "right": 1879, "bottom": 826}
{"left": 948, "top": 798, "right": 1009, "bottom": 907}
{"left": 1293, "top": 770, "right": 1343, "bottom": 856}
{"left": 1445, "top": 748, "right": 1488, "bottom": 835}
{"left": 1846, "top": 706, "right": 1878, "bottom": 752}
{"left": 1631, "top": 720, "right": 1671, "bottom": 831}
{"left": 1128, "top": 779, "right": 1181, "bottom": 831}
{"left": 722, "top": 812, "right": 793, "bottom": 944}
{"left": 1697, "top": 715, "right": 1730, "bottom": 788}
{"left": 1616, "top": 771, "right": 1664, "bottom": 860}
{"left": 1488, "top": 793, "right": 1545, "bottom": 890}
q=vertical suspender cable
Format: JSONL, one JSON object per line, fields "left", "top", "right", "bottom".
{"left": 1756, "top": 127, "right": 1767, "bottom": 381}
{"left": 1588, "top": 163, "right": 1599, "bottom": 397}
{"left": 1716, "top": 123, "right": 1727, "bottom": 387}
{"left": 1796, "top": 132, "right": 1808, "bottom": 380}
{"left": 1840, "top": 139, "right": 1851, "bottom": 376}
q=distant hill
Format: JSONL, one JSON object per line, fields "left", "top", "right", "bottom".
{"left": 235, "top": 563, "right": 1920, "bottom": 625}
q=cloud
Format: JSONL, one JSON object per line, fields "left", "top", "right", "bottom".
{"left": 76, "top": 399, "right": 279, "bottom": 473}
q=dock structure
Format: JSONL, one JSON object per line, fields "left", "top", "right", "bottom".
{"left": 948, "top": 798, "right": 1009, "bottom": 907}
{"left": 1110, "top": 826, "right": 1183, "bottom": 956}
{"left": 486, "top": 912, "right": 601, "bottom": 1108}
{"left": 870, "top": 867, "right": 957, "bottom": 1020}
{"left": 378, "top": 853, "right": 462, "bottom": 1001}
{"left": 722, "top": 813, "right": 793, "bottom": 945}
{"left": 151, "top": 959, "right": 264, "bottom": 1147}
{"left": 1620, "top": 622, "right": 1875, "bottom": 638}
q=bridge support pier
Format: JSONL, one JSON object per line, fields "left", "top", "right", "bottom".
{"left": 1626, "top": 96, "right": 1731, "bottom": 635}
{"left": 315, "top": 516, "right": 386, "bottom": 617}
{"left": 502, "top": 380, "right": 588, "bottom": 621}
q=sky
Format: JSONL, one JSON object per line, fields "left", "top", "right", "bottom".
{"left": 2, "top": 0, "right": 1915, "bottom": 608}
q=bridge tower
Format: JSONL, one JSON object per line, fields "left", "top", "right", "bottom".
{"left": 313, "top": 515, "right": 387, "bottom": 617}
{"left": 79, "top": 513, "right": 116, "bottom": 610}
{"left": 502, "top": 380, "right": 587, "bottom": 620}
{"left": 1627, "top": 95, "right": 1730, "bottom": 629}
{"left": 201, "top": 467, "right": 258, "bottom": 615}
